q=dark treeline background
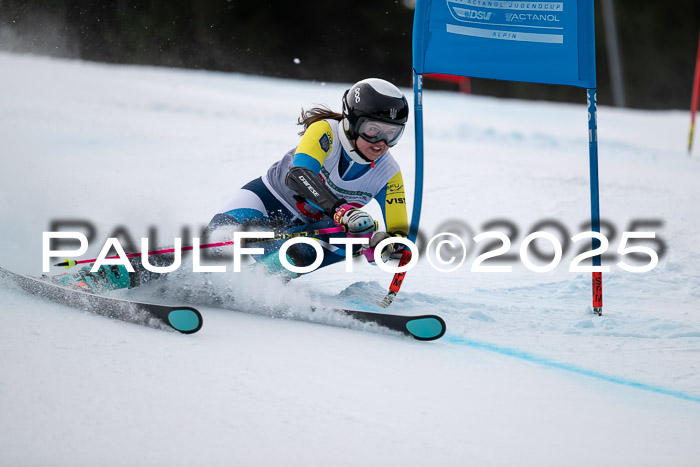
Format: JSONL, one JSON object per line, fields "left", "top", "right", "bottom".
{"left": 1, "top": 0, "right": 698, "bottom": 109}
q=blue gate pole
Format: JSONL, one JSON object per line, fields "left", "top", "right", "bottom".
{"left": 587, "top": 88, "right": 603, "bottom": 315}
{"left": 409, "top": 70, "right": 425, "bottom": 244}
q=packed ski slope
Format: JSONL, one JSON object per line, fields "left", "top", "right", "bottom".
{"left": 1, "top": 52, "right": 700, "bottom": 466}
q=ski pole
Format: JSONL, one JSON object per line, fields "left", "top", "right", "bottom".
{"left": 54, "top": 225, "right": 347, "bottom": 269}
{"left": 379, "top": 249, "right": 412, "bottom": 308}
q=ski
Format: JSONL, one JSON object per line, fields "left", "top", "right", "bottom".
{"left": 0, "top": 266, "right": 202, "bottom": 334}
{"left": 332, "top": 307, "right": 446, "bottom": 341}
{"left": 155, "top": 282, "right": 445, "bottom": 341}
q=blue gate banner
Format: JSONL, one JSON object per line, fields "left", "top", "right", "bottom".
{"left": 413, "top": 0, "right": 596, "bottom": 88}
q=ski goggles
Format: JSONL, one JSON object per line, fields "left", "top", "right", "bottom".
{"left": 356, "top": 118, "right": 405, "bottom": 147}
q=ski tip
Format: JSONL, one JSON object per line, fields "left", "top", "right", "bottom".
{"left": 405, "top": 316, "right": 446, "bottom": 341}
{"left": 167, "top": 308, "right": 203, "bottom": 334}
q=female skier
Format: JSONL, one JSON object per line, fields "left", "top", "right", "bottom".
{"left": 53, "top": 78, "right": 410, "bottom": 291}
{"left": 205, "top": 77, "right": 410, "bottom": 279}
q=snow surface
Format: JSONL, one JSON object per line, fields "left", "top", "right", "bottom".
{"left": 1, "top": 52, "right": 700, "bottom": 466}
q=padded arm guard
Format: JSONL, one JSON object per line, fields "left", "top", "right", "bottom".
{"left": 285, "top": 166, "right": 347, "bottom": 217}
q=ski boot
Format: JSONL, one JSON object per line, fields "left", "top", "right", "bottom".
{"left": 251, "top": 251, "right": 301, "bottom": 282}
{"left": 51, "top": 264, "right": 132, "bottom": 294}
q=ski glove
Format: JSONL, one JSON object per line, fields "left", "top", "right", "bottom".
{"left": 366, "top": 231, "right": 406, "bottom": 264}
{"left": 334, "top": 205, "right": 376, "bottom": 236}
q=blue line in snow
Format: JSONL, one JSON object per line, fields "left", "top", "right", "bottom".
{"left": 445, "top": 335, "right": 700, "bottom": 404}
